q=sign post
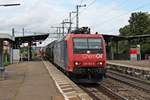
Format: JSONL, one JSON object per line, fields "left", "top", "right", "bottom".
{"left": 137, "top": 44, "right": 141, "bottom": 60}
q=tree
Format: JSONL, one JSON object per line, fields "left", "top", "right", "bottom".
{"left": 119, "top": 25, "right": 131, "bottom": 36}
{"left": 119, "top": 12, "right": 150, "bottom": 59}
{"left": 119, "top": 12, "right": 150, "bottom": 36}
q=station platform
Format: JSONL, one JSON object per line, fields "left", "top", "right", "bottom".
{"left": 107, "top": 60, "right": 150, "bottom": 81}
{"left": 0, "top": 57, "right": 91, "bottom": 100}
{"left": 108, "top": 60, "right": 150, "bottom": 70}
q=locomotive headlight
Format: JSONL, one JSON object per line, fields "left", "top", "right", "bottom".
{"left": 74, "top": 61, "right": 81, "bottom": 66}
{"left": 97, "top": 61, "right": 103, "bottom": 65}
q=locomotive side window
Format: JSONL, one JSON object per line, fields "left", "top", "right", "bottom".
{"left": 73, "top": 38, "right": 103, "bottom": 54}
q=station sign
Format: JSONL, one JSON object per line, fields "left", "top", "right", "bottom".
{"left": 130, "top": 48, "right": 137, "bottom": 61}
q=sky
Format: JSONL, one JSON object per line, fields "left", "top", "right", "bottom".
{"left": 0, "top": 0, "right": 150, "bottom": 40}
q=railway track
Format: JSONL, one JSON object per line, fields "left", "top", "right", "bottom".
{"left": 45, "top": 56, "right": 150, "bottom": 99}
{"left": 80, "top": 84, "right": 127, "bottom": 100}
{"left": 107, "top": 70, "right": 150, "bottom": 93}
{"left": 79, "top": 70, "right": 150, "bottom": 100}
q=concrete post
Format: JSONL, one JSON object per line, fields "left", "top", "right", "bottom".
{"left": 62, "top": 20, "right": 65, "bottom": 36}
{"left": 111, "top": 42, "right": 114, "bottom": 60}
{"left": 0, "top": 40, "right": 4, "bottom": 80}
{"left": 116, "top": 41, "right": 119, "bottom": 54}
{"left": 29, "top": 41, "right": 32, "bottom": 60}
{"left": 10, "top": 42, "right": 13, "bottom": 64}
{"left": 76, "top": 5, "right": 79, "bottom": 29}
{"left": 28, "top": 45, "right": 30, "bottom": 61}
{"left": 27, "top": 41, "right": 32, "bottom": 61}
{"left": 69, "top": 12, "right": 72, "bottom": 32}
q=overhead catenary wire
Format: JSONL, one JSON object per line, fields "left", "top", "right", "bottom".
{"left": 71, "top": 0, "right": 96, "bottom": 22}
{"left": 97, "top": 2, "right": 150, "bottom": 27}
{"left": 57, "top": 0, "right": 150, "bottom": 34}
{"left": 80, "top": 0, "right": 84, "bottom": 5}
{"left": 71, "top": 0, "right": 150, "bottom": 30}
{"left": 57, "top": 0, "right": 86, "bottom": 25}
{"left": 54, "top": 0, "right": 96, "bottom": 31}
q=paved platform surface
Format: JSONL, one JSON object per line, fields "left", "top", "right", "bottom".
{"left": 108, "top": 60, "right": 150, "bottom": 69}
{"left": 43, "top": 60, "right": 92, "bottom": 100}
{"left": 0, "top": 60, "right": 63, "bottom": 100}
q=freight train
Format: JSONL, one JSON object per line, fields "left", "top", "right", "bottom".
{"left": 45, "top": 27, "right": 107, "bottom": 83}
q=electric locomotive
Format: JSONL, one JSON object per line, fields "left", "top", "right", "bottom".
{"left": 46, "top": 27, "right": 107, "bottom": 83}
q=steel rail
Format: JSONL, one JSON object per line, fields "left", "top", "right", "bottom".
{"left": 80, "top": 84, "right": 127, "bottom": 100}
{"left": 97, "top": 84, "right": 127, "bottom": 100}
{"left": 80, "top": 86, "right": 102, "bottom": 100}
{"left": 107, "top": 70, "right": 150, "bottom": 93}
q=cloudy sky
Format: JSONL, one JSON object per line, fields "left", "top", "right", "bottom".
{"left": 0, "top": 0, "right": 150, "bottom": 37}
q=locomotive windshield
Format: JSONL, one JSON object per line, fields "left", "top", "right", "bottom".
{"left": 73, "top": 38, "right": 88, "bottom": 49}
{"left": 88, "top": 38, "right": 102, "bottom": 49}
{"left": 73, "top": 38, "right": 103, "bottom": 54}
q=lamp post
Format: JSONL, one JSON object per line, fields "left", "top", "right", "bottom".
{"left": 0, "top": 3, "right": 20, "bottom": 80}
